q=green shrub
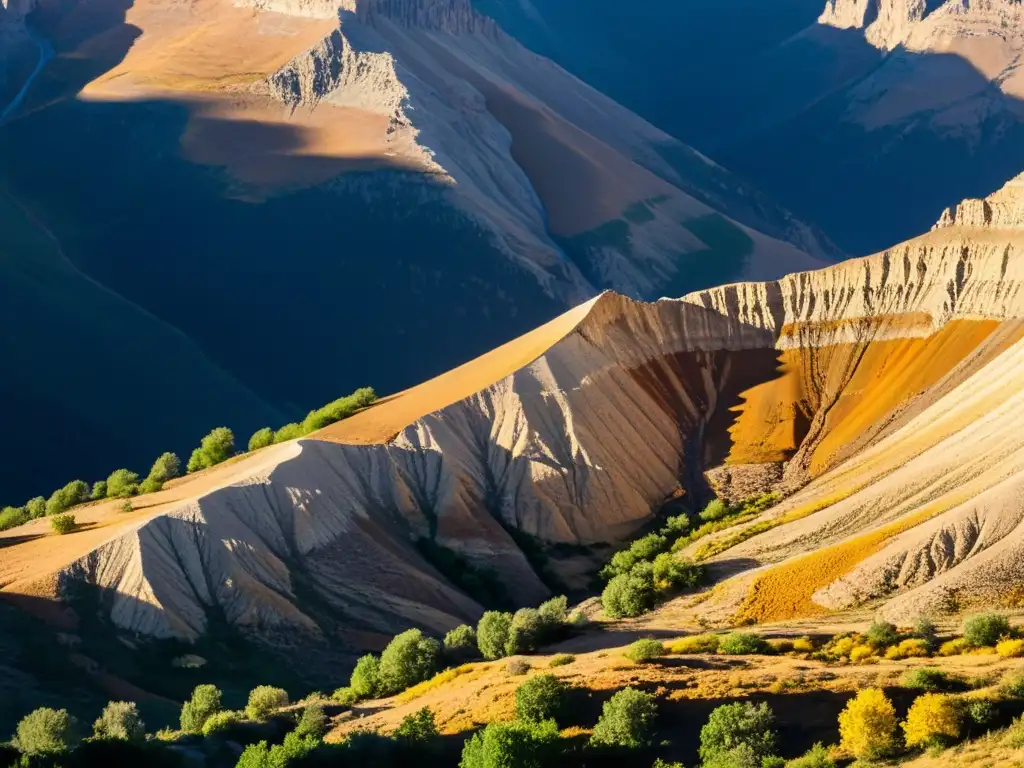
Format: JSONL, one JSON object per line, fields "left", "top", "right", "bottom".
{"left": 913, "top": 617, "right": 939, "bottom": 649}
{"left": 866, "top": 621, "right": 900, "bottom": 649}
{"left": 350, "top": 654, "right": 381, "bottom": 699}
{"left": 901, "top": 668, "right": 953, "bottom": 691}
{"left": 201, "top": 710, "right": 242, "bottom": 737}
{"left": 90, "top": 481, "right": 107, "bottom": 501}
{"left": 699, "top": 701, "right": 776, "bottom": 765}
{"left": 460, "top": 718, "right": 558, "bottom": 768}
{"left": 186, "top": 427, "right": 235, "bottom": 472}
{"left": 92, "top": 701, "right": 145, "bottom": 742}
{"left": 139, "top": 477, "right": 163, "bottom": 494}
{"left": 602, "top": 569, "right": 654, "bottom": 618}
{"left": 273, "top": 423, "right": 306, "bottom": 444}
{"left": 236, "top": 732, "right": 319, "bottom": 768}
{"left": 718, "top": 633, "right": 770, "bottom": 655}
{"left": 332, "top": 687, "right": 358, "bottom": 706}
{"left": 661, "top": 514, "right": 691, "bottom": 536}
{"left": 445, "top": 624, "right": 477, "bottom": 657}
{"left": 379, "top": 629, "right": 442, "bottom": 695}
{"left": 294, "top": 703, "right": 328, "bottom": 740}
{"left": 1000, "top": 671, "right": 1024, "bottom": 698}
{"left": 625, "top": 639, "right": 666, "bottom": 663}
{"left": 600, "top": 533, "right": 669, "bottom": 580}
{"left": 394, "top": 707, "right": 438, "bottom": 744}
{"left": 46, "top": 480, "right": 89, "bottom": 515}
{"left": 700, "top": 499, "right": 732, "bottom": 522}
{"left": 963, "top": 613, "right": 1012, "bottom": 648}
{"left": 179, "top": 684, "right": 223, "bottom": 733}
{"left": 965, "top": 698, "right": 995, "bottom": 729}
{"left": 515, "top": 674, "right": 568, "bottom": 723}
{"left": 785, "top": 743, "right": 835, "bottom": 768}
{"left": 652, "top": 552, "right": 704, "bottom": 591}
{"left": 0, "top": 506, "right": 28, "bottom": 532}
{"left": 1002, "top": 716, "right": 1024, "bottom": 748}
{"left": 14, "top": 708, "right": 81, "bottom": 755}
{"left": 105, "top": 469, "right": 140, "bottom": 498}
{"left": 248, "top": 428, "right": 275, "bottom": 452}
{"left": 549, "top": 654, "right": 575, "bottom": 667}
{"left": 245, "top": 685, "right": 289, "bottom": 720}
{"left": 653, "top": 761, "right": 684, "bottom": 768}
{"left": 147, "top": 452, "right": 181, "bottom": 483}
{"left": 478, "top": 611, "right": 514, "bottom": 660}
{"left": 506, "top": 608, "right": 543, "bottom": 655}
{"left": 50, "top": 514, "right": 76, "bottom": 535}
{"left": 24, "top": 496, "right": 46, "bottom": 518}
{"left": 590, "top": 687, "right": 657, "bottom": 749}
{"left": 538, "top": 595, "right": 568, "bottom": 627}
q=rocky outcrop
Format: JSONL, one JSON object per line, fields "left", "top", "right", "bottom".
{"left": 934, "top": 173, "right": 1024, "bottom": 230}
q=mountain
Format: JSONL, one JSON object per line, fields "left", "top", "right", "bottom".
{"left": 479, "top": 0, "right": 1024, "bottom": 256}
{"left": 0, "top": 0, "right": 832, "bottom": 503}
{"left": 4, "top": 174, "right": 1024, "bottom": 716}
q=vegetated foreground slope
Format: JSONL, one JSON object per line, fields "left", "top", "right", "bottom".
{"left": 4, "top": 175, "right": 1024, "bottom": 702}
{"left": 0, "top": 0, "right": 829, "bottom": 502}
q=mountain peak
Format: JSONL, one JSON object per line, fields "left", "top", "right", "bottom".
{"left": 933, "top": 173, "right": 1024, "bottom": 230}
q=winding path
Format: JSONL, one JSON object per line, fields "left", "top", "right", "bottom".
{"left": 1, "top": 27, "right": 53, "bottom": 122}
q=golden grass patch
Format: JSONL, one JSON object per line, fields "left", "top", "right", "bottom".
{"left": 397, "top": 664, "right": 483, "bottom": 703}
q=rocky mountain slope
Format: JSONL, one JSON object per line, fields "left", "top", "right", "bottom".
{"left": 4, "top": 175, "right": 1024, "bottom": 702}
{"left": 0, "top": 0, "right": 832, "bottom": 503}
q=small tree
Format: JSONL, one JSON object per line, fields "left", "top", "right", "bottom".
{"left": 963, "top": 613, "right": 1012, "bottom": 648}
{"left": 460, "top": 718, "right": 558, "bottom": 768}
{"left": 15, "top": 708, "right": 81, "bottom": 755}
{"left": 201, "top": 711, "right": 242, "bottom": 737}
{"left": 25, "top": 497, "right": 46, "bottom": 519}
{"left": 602, "top": 570, "right": 654, "bottom": 618}
{"left": 187, "top": 427, "right": 236, "bottom": 473}
{"left": 515, "top": 674, "right": 568, "bottom": 723}
{"left": 92, "top": 701, "right": 145, "bottom": 742}
{"left": 90, "top": 481, "right": 107, "bottom": 501}
{"left": 838, "top": 688, "right": 899, "bottom": 760}
{"left": 506, "top": 608, "right": 543, "bottom": 655}
{"left": 699, "top": 701, "right": 776, "bottom": 765}
{"left": 652, "top": 552, "right": 704, "bottom": 591}
{"left": 147, "top": 452, "right": 181, "bottom": 483}
{"left": 50, "top": 514, "right": 76, "bottom": 535}
{"left": 444, "top": 624, "right": 477, "bottom": 658}
{"left": 785, "top": 743, "right": 835, "bottom": 768}
{"left": 105, "top": 469, "right": 140, "bottom": 499}
{"left": 866, "top": 621, "right": 899, "bottom": 649}
{"left": 248, "top": 428, "right": 275, "bottom": 452}
{"left": 902, "top": 693, "right": 963, "bottom": 749}
{"left": 245, "top": 686, "right": 289, "bottom": 720}
{"left": 0, "top": 507, "right": 28, "bottom": 531}
{"left": 394, "top": 707, "right": 438, "bottom": 744}
{"left": 378, "top": 629, "right": 442, "bottom": 695}
{"left": 273, "top": 423, "right": 305, "bottom": 444}
{"left": 718, "top": 633, "right": 771, "bottom": 655}
{"left": 139, "top": 477, "right": 163, "bottom": 495}
{"left": 913, "top": 617, "right": 939, "bottom": 650}
{"left": 46, "top": 480, "right": 89, "bottom": 516}
{"left": 624, "top": 639, "right": 666, "bottom": 663}
{"left": 180, "top": 684, "right": 223, "bottom": 733}
{"left": 294, "top": 703, "right": 328, "bottom": 741}
{"left": 477, "top": 611, "right": 514, "bottom": 660}
{"left": 538, "top": 595, "right": 568, "bottom": 627}
{"left": 590, "top": 687, "right": 657, "bottom": 749}
{"left": 350, "top": 654, "right": 381, "bottom": 699}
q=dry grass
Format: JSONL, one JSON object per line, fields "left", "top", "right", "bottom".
{"left": 396, "top": 664, "right": 484, "bottom": 703}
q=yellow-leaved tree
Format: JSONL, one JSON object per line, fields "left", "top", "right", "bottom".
{"left": 838, "top": 688, "right": 899, "bottom": 760}
{"left": 902, "top": 693, "right": 963, "bottom": 749}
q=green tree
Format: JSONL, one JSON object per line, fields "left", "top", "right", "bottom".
{"left": 590, "top": 687, "right": 657, "bottom": 749}
{"left": 652, "top": 553, "right": 704, "bottom": 591}
{"left": 699, "top": 702, "right": 777, "bottom": 765}
{"left": 245, "top": 686, "right": 289, "bottom": 720}
{"left": 515, "top": 675, "right": 568, "bottom": 723}
{"left": 236, "top": 732, "right": 318, "bottom": 768}
{"left": 379, "top": 629, "right": 442, "bottom": 695}
{"left": 506, "top": 608, "right": 543, "bottom": 656}
{"left": 785, "top": 743, "right": 835, "bottom": 768}
{"left": 147, "top": 452, "right": 181, "bottom": 483}
{"left": 0, "top": 507, "right": 28, "bottom": 532}
{"left": 538, "top": 595, "right": 568, "bottom": 627}
{"left": 179, "top": 683, "right": 222, "bottom": 733}
{"left": 718, "top": 633, "right": 771, "bottom": 655}
{"left": 478, "top": 611, "right": 514, "bottom": 660}
{"left": 105, "top": 469, "right": 140, "bottom": 498}
{"left": 24, "top": 497, "right": 46, "bottom": 519}
{"left": 394, "top": 707, "right": 438, "bottom": 744}
{"left": 201, "top": 710, "right": 241, "bottom": 737}
{"left": 294, "top": 703, "right": 328, "bottom": 741}
{"left": 92, "top": 701, "right": 145, "bottom": 742}
{"left": 445, "top": 624, "right": 478, "bottom": 658}
{"left": 14, "top": 708, "right": 81, "bottom": 755}
{"left": 602, "top": 567, "right": 654, "bottom": 618}
{"left": 139, "top": 477, "right": 163, "bottom": 494}
{"left": 624, "top": 639, "right": 665, "bottom": 663}
{"left": 90, "top": 481, "right": 107, "bottom": 501}
{"left": 248, "top": 428, "right": 275, "bottom": 452}
{"left": 600, "top": 533, "right": 669, "bottom": 580}
{"left": 350, "top": 654, "right": 382, "bottom": 699}
{"left": 46, "top": 480, "right": 89, "bottom": 515}
{"left": 187, "top": 427, "right": 236, "bottom": 472}
{"left": 963, "top": 613, "right": 1012, "bottom": 648}
{"left": 460, "top": 718, "right": 558, "bottom": 768}
{"left": 866, "top": 621, "right": 899, "bottom": 649}
{"left": 273, "top": 423, "right": 305, "bottom": 444}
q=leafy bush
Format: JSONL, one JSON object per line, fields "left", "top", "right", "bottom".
{"left": 913, "top": 617, "right": 939, "bottom": 650}
{"left": 600, "top": 534, "right": 669, "bottom": 580}
{"left": 963, "top": 613, "right": 1012, "bottom": 648}
{"left": 148, "top": 452, "right": 181, "bottom": 484}
{"left": 394, "top": 707, "right": 438, "bottom": 744}
{"left": 0, "top": 506, "right": 28, "bottom": 532}
{"left": 602, "top": 570, "right": 654, "bottom": 618}
{"left": 50, "top": 514, "right": 76, "bottom": 535}
{"left": 718, "top": 633, "right": 771, "bottom": 655}
{"left": 294, "top": 703, "right": 328, "bottom": 741}
{"left": 186, "top": 427, "right": 235, "bottom": 472}
{"left": 624, "top": 639, "right": 666, "bottom": 663}
{"left": 350, "top": 654, "right": 382, "bottom": 699}
{"left": 785, "top": 743, "right": 835, "bottom": 768}
{"left": 179, "top": 683, "right": 223, "bottom": 733}
{"left": 507, "top": 658, "right": 531, "bottom": 676}
{"left": 274, "top": 423, "right": 306, "bottom": 443}
{"left": 460, "top": 718, "right": 558, "bottom": 768}
{"left": 653, "top": 761, "right": 684, "bottom": 768}
{"left": 332, "top": 687, "right": 358, "bottom": 706}
{"left": 938, "top": 638, "right": 968, "bottom": 656}
{"left": 902, "top": 692, "right": 963, "bottom": 748}
{"left": 445, "top": 624, "right": 478, "bottom": 658}
{"left": 25, "top": 496, "right": 45, "bottom": 518}
{"left": 92, "top": 701, "right": 145, "bottom": 742}
{"left": 1000, "top": 671, "right": 1024, "bottom": 698}
{"left": 506, "top": 608, "right": 543, "bottom": 655}
{"left": 885, "top": 638, "right": 931, "bottom": 660}
{"left": 837, "top": 688, "right": 899, "bottom": 760}
{"left": 538, "top": 595, "right": 568, "bottom": 627}
{"left": 965, "top": 698, "right": 995, "bottom": 729}
{"left": 590, "top": 687, "right": 657, "bottom": 749}
{"left": 550, "top": 654, "right": 575, "bottom": 667}
{"left": 901, "top": 668, "right": 953, "bottom": 691}
{"left": 90, "top": 481, "right": 107, "bottom": 501}
{"left": 661, "top": 514, "right": 691, "bottom": 536}
{"left": 379, "top": 629, "right": 442, "bottom": 695}
{"left": 46, "top": 480, "right": 89, "bottom": 515}
{"left": 699, "top": 499, "right": 732, "bottom": 522}
{"left": 699, "top": 701, "right": 776, "bottom": 766}
{"left": 14, "top": 708, "right": 81, "bottom": 755}
{"left": 248, "top": 428, "right": 275, "bottom": 452}
{"left": 866, "top": 621, "right": 900, "bottom": 649}
{"left": 105, "top": 469, "right": 140, "bottom": 498}
{"left": 245, "top": 685, "right": 289, "bottom": 720}
{"left": 478, "top": 611, "right": 514, "bottom": 660}
{"left": 666, "top": 634, "right": 721, "bottom": 654}
{"left": 652, "top": 552, "right": 704, "bottom": 591}
{"left": 515, "top": 674, "right": 568, "bottom": 723}
{"left": 139, "top": 477, "right": 163, "bottom": 494}
{"left": 1003, "top": 716, "right": 1024, "bottom": 748}
{"left": 236, "top": 732, "right": 319, "bottom": 768}
{"left": 201, "top": 710, "right": 242, "bottom": 737}
{"left": 792, "top": 637, "right": 815, "bottom": 653}
{"left": 997, "top": 638, "right": 1024, "bottom": 657}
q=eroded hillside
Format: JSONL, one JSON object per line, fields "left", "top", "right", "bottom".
{"left": 4, "top": 175, "right": 1024, "bottom": 704}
